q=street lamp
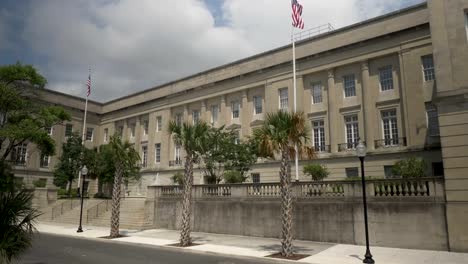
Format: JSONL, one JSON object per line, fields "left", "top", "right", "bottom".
{"left": 356, "top": 141, "right": 374, "bottom": 264}
{"left": 77, "top": 165, "right": 88, "bottom": 233}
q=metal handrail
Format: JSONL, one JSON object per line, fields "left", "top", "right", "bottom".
{"left": 51, "top": 199, "right": 80, "bottom": 220}
{"left": 293, "top": 23, "right": 334, "bottom": 42}
{"left": 86, "top": 200, "right": 110, "bottom": 223}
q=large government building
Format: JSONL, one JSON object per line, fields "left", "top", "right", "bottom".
{"left": 11, "top": 0, "right": 468, "bottom": 249}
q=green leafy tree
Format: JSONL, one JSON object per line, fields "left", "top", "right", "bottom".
{"left": 392, "top": 157, "right": 427, "bottom": 178}
{"left": 200, "top": 127, "right": 257, "bottom": 184}
{"left": 0, "top": 63, "right": 70, "bottom": 163}
{"left": 94, "top": 144, "right": 117, "bottom": 196}
{"left": 53, "top": 133, "right": 83, "bottom": 197}
{"left": 253, "top": 111, "right": 314, "bottom": 257}
{"left": 168, "top": 121, "right": 210, "bottom": 247}
{"left": 303, "top": 163, "right": 329, "bottom": 181}
{"left": 223, "top": 170, "right": 247, "bottom": 184}
{"left": 0, "top": 63, "right": 64, "bottom": 263}
{"left": 108, "top": 136, "right": 141, "bottom": 238}
{"left": 171, "top": 172, "right": 184, "bottom": 185}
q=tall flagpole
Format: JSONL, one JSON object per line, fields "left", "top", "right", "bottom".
{"left": 292, "top": 27, "right": 299, "bottom": 182}
{"left": 77, "top": 69, "right": 90, "bottom": 188}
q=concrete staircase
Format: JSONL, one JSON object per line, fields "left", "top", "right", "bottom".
{"left": 88, "top": 198, "right": 148, "bottom": 230}
{"left": 38, "top": 198, "right": 149, "bottom": 230}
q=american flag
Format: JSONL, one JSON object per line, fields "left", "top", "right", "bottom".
{"left": 86, "top": 72, "right": 91, "bottom": 97}
{"left": 291, "top": 0, "right": 304, "bottom": 29}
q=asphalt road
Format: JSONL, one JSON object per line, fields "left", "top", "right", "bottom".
{"left": 15, "top": 234, "right": 286, "bottom": 264}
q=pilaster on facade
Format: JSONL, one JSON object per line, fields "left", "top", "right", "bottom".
{"left": 361, "top": 60, "right": 374, "bottom": 150}
{"left": 327, "top": 69, "right": 338, "bottom": 154}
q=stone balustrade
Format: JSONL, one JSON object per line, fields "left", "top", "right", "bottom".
{"left": 148, "top": 177, "right": 445, "bottom": 200}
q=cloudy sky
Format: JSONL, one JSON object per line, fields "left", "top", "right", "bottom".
{"left": 0, "top": 0, "right": 425, "bottom": 102}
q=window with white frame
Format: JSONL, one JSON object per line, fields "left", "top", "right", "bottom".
{"left": 253, "top": 96, "right": 263, "bottom": 115}
{"left": 143, "top": 120, "right": 149, "bottom": 135}
{"left": 142, "top": 145, "right": 148, "bottom": 168}
{"left": 175, "top": 145, "right": 181, "bottom": 164}
{"left": 426, "top": 103, "right": 440, "bottom": 136}
{"left": 279, "top": 88, "right": 288, "bottom": 110}
{"left": 311, "top": 83, "right": 322, "bottom": 104}
{"left": 343, "top": 75, "right": 356, "bottom": 97}
{"left": 231, "top": 101, "right": 240, "bottom": 119}
{"left": 103, "top": 128, "right": 108, "bottom": 142}
{"left": 65, "top": 124, "right": 73, "bottom": 137}
{"left": 155, "top": 143, "right": 161, "bottom": 163}
{"left": 192, "top": 110, "right": 200, "bottom": 124}
{"left": 211, "top": 105, "right": 219, "bottom": 124}
{"left": 40, "top": 154, "right": 50, "bottom": 168}
{"left": 422, "top": 55, "right": 435, "bottom": 81}
{"left": 130, "top": 124, "right": 135, "bottom": 138}
{"left": 45, "top": 126, "right": 53, "bottom": 135}
{"left": 156, "top": 116, "right": 162, "bottom": 132}
{"left": 345, "top": 115, "right": 359, "bottom": 148}
{"left": 11, "top": 143, "right": 27, "bottom": 166}
{"left": 86, "top": 127, "right": 94, "bottom": 141}
{"left": 381, "top": 109, "right": 399, "bottom": 146}
{"left": 312, "top": 120, "right": 325, "bottom": 152}
{"left": 175, "top": 113, "right": 183, "bottom": 126}
{"left": 379, "top": 66, "right": 394, "bottom": 91}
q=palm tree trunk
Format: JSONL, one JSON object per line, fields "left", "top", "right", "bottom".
{"left": 110, "top": 166, "right": 123, "bottom": 238}
{"left": 280, "top": 148, "right": 294, "bottom": 257}
{"left": 180, "top": 155, "right": 194, "bottom": 246}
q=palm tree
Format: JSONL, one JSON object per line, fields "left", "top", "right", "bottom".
{"left": 108, "top": 135, "right": 140, "bottom": 238}
{"left": 253, "top": 111, "right": 314, "bottom": 257}
{"left": 168, "top": 121, "right": 210, "bottom": 247}
{"left": 0, "top": 161, "right": 40, "bottom": 263}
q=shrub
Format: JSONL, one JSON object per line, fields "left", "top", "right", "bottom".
{"left": 57, "top": 188, "right": 78, "bottom": 198}
{"left": 32, "top": 179, "right": 46, "bottom": 188}
{"left": 223, "top": 170, "right": 247, "bottom": 184}
{"left": 392, "top": 157, "right": 427, "bottom": 178}
{"left": 171, "top": 172, "right": 184, "bottom": 185}
{"left": 303, "top": 163, "right": 329, "bottom": 181}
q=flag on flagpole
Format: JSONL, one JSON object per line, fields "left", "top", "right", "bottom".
{"left": 291, "top": 0, "right": 304, "bottom": 29}
{"left": 86, "top": 72, "right": 91, "bottom": 97}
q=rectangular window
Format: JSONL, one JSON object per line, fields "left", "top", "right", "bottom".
{"left": 192, "top": 110, "right": 200, "bottom": 124}
{"left": 312, "top": 120, "right": 325, "bottom": 152}
{"left": 130, "top": 124, "right": 135, "bottom": 138}
{"left": 175, "top": 145, "right": 181, "bottom": 164}
{"left": 155, "top": 143, "right": 161, "bottom": 163}
{"left": 251, "top": 173, "right": 260, "bottom": 184}
{"left": 231, "top": 101, "right": 240, "bottom": 119}
{"left": 103, "top": 128, "right": 109, "bottom": 142}
{"left": 11, "top": 143, "right": 27, "bottom": 166}
{"left": 432, "top": 162, "right": 444, "bottom": 177}
{"left": 311, "top": 83, "right": 322, "bottom": 104}
{"left": 142, "top": 146, "right": 148, "bottom": 168}
{"left": 156, "top": 116, "right": 162, "bottom": 132}
{"left": 175, "top": 113, "right": 183, "bottom": 126}
{"left": 253, "top": 96, "right": 263, "bottom": 114}
{"left": 345, "top": 167, "right": 359, "bottom": 178}
{"left": 345, "top": 115, "right": 359, "bottom": 149}
{"left": 426, "top": 103, "right": 440, "bottom": 136}
{"left": 86, "top": 127, "right": 94, "bottom": 141}
{"left": 65, "top": 124, "right": 73, "bottom": 137}
{"left": 40, "top": 154, "right": 50, "bottom": 168}
{"left": 211, "top": 105, "right": 219, "bottom": 124}
{"left": 382, "top": 109, "right": 399, "bottom": 146}
{"left": 143, "top": 120, "right": 149, "bottom": 135}
{"left": 118, "top": 126, "right": 124, "bottom": 136}
{"left": 343, "top": 75, "right": 356, "bottom": 97}
{"left": 279, "top": 88, "right": 288, "bottom": 110}
{"left": 384, "top": 165, "right": 395, "bottom": 178}
{"left": 422, "top": 55, "right": 435, "bottom": 81}
{"left": 379, "top": 66, "right": 394, "bottom": 91}
{"left": 45, "top": 126, "right": 53, "bottom": 135}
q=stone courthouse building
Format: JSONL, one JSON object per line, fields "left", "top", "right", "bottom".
{"left": 11, "top": 0, "right": 468, "bottom": 251}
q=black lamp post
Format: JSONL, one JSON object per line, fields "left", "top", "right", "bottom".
{"left": 356, "top": 141, "right": 375, "bottom": 264}
{"left": 77, "top": 165, "right": 88, "bottom": 233}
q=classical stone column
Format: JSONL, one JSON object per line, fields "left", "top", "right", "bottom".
{"left": 327, "top": 69, "right": 338, "bottom": 153}
{"left": 220, "top": 95, "right": 227, "bottom": 126}
{"left": 241, "top": 90, "right": 249, "bottom": 137}
{"left": 361, "top": 61, "right": 374, "bottom": 150}
{"left": 296, "top": 75, "right": 305, "bottom": 112}
{"left": 183, "top": 104, "right": 189, "bottom": 123}
{"left": 201, "top": 100, "right": 207, "bottom": 122}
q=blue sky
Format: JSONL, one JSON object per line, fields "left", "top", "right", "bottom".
{"left": 0, "top": 0, "right": 425, "bottom": 102}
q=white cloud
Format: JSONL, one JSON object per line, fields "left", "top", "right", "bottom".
{"left": 18, "top": 0, "right": 424, "bottom": 102}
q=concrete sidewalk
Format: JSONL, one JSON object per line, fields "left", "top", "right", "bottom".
{"left": 37, "top": 222, "right": 468, "bottom": 264}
